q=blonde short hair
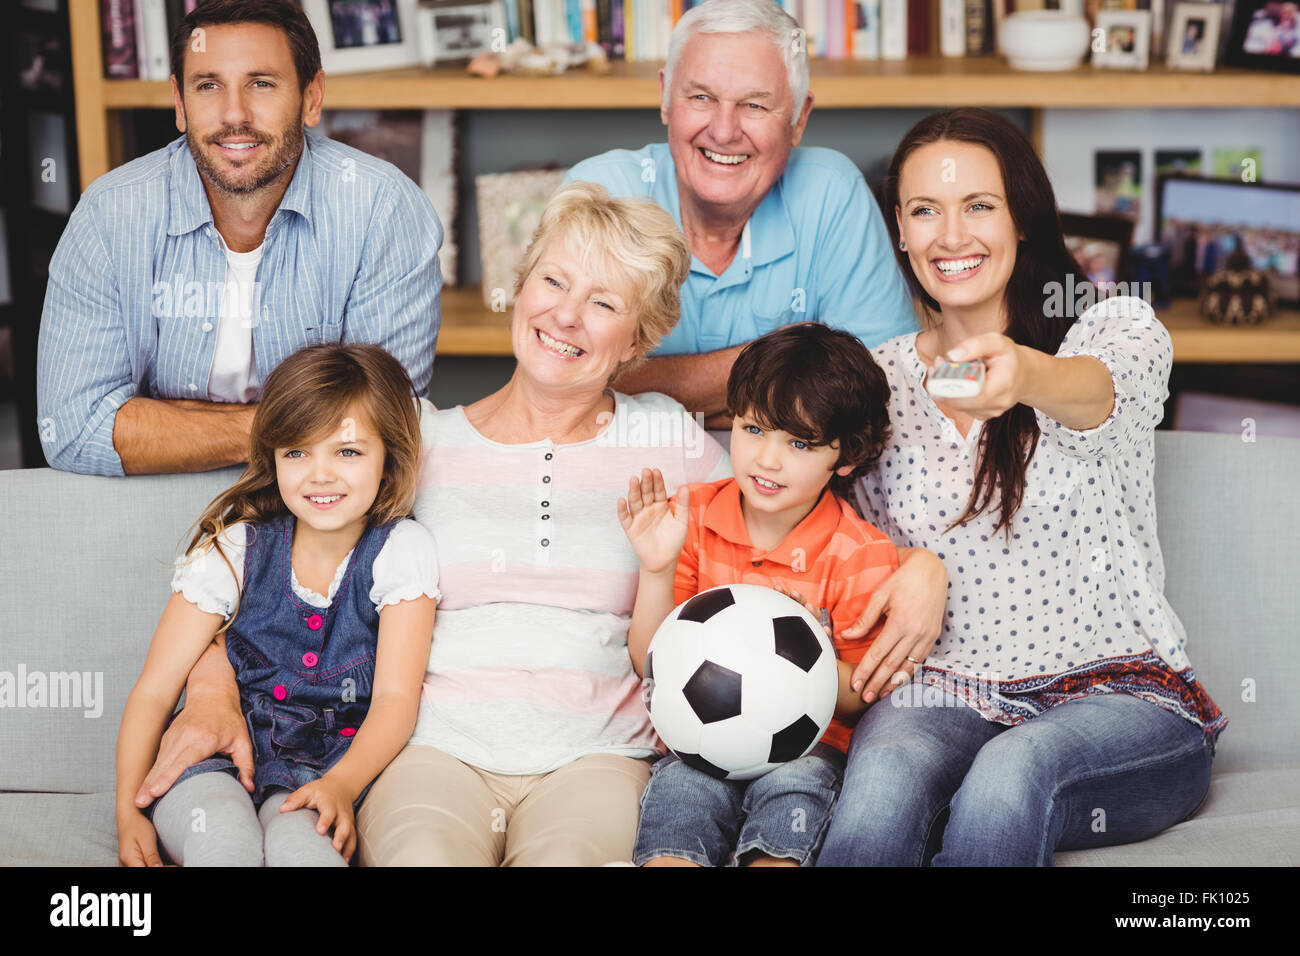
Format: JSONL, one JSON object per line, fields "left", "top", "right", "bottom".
{"left": 513, "top": 180, "right": 692, "bottom": 381}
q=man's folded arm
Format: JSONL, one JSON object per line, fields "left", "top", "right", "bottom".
{"left": 112, "top": 398, "right": 256, "bottom": 475}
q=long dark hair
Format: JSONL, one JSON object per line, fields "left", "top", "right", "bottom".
{"left": 880, "top": 108, "right": 1085, "bottom": 536}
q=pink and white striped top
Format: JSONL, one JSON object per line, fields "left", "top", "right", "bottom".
{"left": 410, "top": 391, "right": 729, "bottom": 774}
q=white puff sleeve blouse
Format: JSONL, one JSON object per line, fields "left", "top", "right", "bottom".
{"left": 171, "top": 518, "right": 441, "bottom": 616}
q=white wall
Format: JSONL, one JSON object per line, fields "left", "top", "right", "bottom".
{"left": 1042, "top": 108, "right": 1300, "bottom": 246}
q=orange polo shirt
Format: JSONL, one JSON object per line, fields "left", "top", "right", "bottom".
{"left": 673, "top": 477, "right": 900, "bottom": 753}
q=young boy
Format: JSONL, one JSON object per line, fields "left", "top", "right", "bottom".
{"left": 617, "top": 323, "right": 899, "bottom": 867}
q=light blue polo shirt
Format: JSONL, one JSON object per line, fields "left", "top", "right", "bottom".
{"left": 565, "top": 142, "right": 917, "bottom": 356}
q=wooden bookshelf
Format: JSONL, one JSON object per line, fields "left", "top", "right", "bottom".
{"left": 69, "top": 0, "right": 1300, "bottom": 187}
{"left": 438, "top": 287, "right": 1300, "bottom": 363}
{"left": 66, "top": 0, "right": 1300, "bottom": 364}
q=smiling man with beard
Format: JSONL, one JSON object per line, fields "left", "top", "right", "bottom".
{"left": 37, "top": 0, "right": 442, "bottom": 476}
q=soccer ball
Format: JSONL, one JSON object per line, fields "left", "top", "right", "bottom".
{"left": 644, "top": 584, "right": 838, "bottom": 781}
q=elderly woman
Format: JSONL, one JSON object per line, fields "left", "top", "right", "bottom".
{"left": 567, "top": 0, "right": 916, "bottom": 425}
{"left": 132, "top": 181, "right": 727, "bottom": 866}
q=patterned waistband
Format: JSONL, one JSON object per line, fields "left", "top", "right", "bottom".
{"left": 903, "top": 651, "right": 1228, "bottom": 745}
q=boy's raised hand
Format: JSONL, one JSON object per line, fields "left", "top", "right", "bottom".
{"left": 617, "top": 468, "right": 689, "bottom": 575}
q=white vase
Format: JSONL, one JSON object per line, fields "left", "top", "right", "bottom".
{"left": 999, "top": 11, "right": 1091, "bottom": 71}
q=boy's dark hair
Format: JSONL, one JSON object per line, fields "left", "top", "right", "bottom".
{"left": 171, "top": 0, "right": 322, "bottom": 91}
{"left": 726, "top": 323, "right": 891, "bottom": 499}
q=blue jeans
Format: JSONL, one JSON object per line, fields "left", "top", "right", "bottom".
{"left": 817, "top": 691, "right": 1214, "bottom": 866}
{"left": 634, "top": 743, "right": 845, "bottom": 867}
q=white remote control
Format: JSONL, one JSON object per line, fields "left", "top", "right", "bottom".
{"left": 927, "top": 359, "right": 986, "bottom": 398}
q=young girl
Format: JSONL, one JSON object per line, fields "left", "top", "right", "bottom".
{"left": 116, "top": 344, "right": 439, "bottom": 867}
{"left": 820, "top": 108, "right": 1226, "bottom": 866}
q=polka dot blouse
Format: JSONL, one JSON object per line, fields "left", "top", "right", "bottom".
{"left": 856, "top": 296, "right": 1225, "bottom": 739}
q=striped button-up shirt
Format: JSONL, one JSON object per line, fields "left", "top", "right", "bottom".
{"left": 37, "top": 130, "right": 442, "bottom": 476}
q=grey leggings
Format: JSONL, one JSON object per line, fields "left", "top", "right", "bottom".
{"left": 151, "top": 771, "right": 348, "bottom": 867}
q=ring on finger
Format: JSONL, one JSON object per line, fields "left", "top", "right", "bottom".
{"left": 905, "top": 656, "right": 921, "bottom": 664}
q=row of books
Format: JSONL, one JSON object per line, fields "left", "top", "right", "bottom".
{"left": 98, "top": 0, "right": 1226, "bottom": 78}
{"left": 100, "top": 0, "right": 197, "bottom": 80}
{"left": 512, "top": 0, "right": 1081, "bottom": 60}
{"left": 511, "top": 0, "right": 1231, "bottom": 60}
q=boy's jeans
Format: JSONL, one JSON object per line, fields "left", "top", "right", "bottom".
{"left": 634, "top": 742, "right": 845, "bottom": 866}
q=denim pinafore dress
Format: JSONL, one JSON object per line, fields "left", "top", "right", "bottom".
{"left": 162, "top": 513, "right": 397, "bottom": 809}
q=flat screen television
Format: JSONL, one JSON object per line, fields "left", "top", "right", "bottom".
{"left": 1157, "top": 174, "right": 1300, "bottom": 304}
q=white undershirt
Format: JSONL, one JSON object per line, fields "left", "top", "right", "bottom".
{"left": 207, "top": 235, "right": 264, "bottom": 403}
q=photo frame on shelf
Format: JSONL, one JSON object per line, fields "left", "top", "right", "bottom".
{"left": 1223, "top": 0, "right": 1300, "bottom": 72}
{"left": 1061, "top": 212, "right": 1136, "bottom": 288}
{"left": 476, "top": 168, "right": 567, "bottom": 310}
{"left": 415, "top": 1, "right": 504, "bottom": 67}
{"left": 1167, "top": 2, "right": 1225, "bottom": 69}
{"left": 303, "top": 0, "right": 423, "bottom": 74}
{"left": 1093, "top": 10, "right": 1154, "bottom": 68}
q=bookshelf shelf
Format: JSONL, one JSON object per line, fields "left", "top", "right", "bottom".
{"left": 93, "top": 57, "right": 1300, "bottom": 113}
{"left": 437, "top": 286, "right": 1300, "bottom": 363}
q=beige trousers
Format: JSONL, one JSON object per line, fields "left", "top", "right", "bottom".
{"left": 356, "top": 743, "right": 654, "bottom": 866}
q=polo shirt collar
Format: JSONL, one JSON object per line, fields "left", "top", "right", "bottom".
{"left": 702, "top": 478, "right": 841, "bottom": 568}
{"left": 167, "top": 130, "right": 315, "bottom": 237}
{"left": 666, "top": 156, "right": 797, "bottom": 277}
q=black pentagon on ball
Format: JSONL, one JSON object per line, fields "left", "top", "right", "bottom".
{"left": 773, "top": 615, "right": 824, "bottom": 672}
{"left": 768, "top": 714, "right": 820, "bottom": 763}
{"left": 682, "top": 660, "right": 743, "bottom": 724}
{"left": 677, "top": 587, "right": 736, "bottom": 623}
{"left": 676, "top": 750, "right": 729, "bottom": 780}
{"left": 644, "top": 650, "right": 653, "bottom": 680}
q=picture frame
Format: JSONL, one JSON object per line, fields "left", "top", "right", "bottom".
{"left": 302, "top": 0, "right": 423, "bottom": 75}
{"left": 1092, "top": 10, "right": 1153, "bottom": 69}
{"left": 1223, "top": 0, "right": 1300, "bottom": 72}
{"left": 1061, "top": 212, "right": 1137, "bottom": 288}
{"left": 415, "top": 2, "right": 505, "bottom": 67}
{"left": 476, "top": 168, "right": 568, "bottom": 310}
{"left": 1166, "top": 2, "right": 1224, "bottom": 70}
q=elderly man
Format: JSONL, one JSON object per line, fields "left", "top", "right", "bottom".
{"left": 37, "top": 0, "right": 441, "bottom": 476}
{"left": 566, "top": 0, "right": 915, "bottom": 424}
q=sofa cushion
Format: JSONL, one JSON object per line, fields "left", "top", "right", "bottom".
{"left": 1150, "top": 434, "right": 1300, "bottom": 773}
{"left": 0, "top": 467, "right": 240, "bottom": 793}
{"left": 0, "top": 791, "right": 119, "bottom": 866}
{"left": 1056, "top": 767, "right": 1300, "bottom": 866}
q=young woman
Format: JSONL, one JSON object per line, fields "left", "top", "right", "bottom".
{"left": 820, "top": 108, "right": 1226, "bottom": 866}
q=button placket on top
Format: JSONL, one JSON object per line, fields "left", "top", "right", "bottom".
{"left": 536, "top": 442, "right": 555, "bottom": 562}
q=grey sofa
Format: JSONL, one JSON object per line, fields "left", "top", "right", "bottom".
{"left": 2, "top": 431, "right": 1297, "bottom": 866}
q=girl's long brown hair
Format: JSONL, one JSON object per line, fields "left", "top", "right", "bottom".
{"left": 880, "top": 108, "right": 1087, "bottom": 537}
{"left": 182, "top": 344, "right": 423, "bottom": 630}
